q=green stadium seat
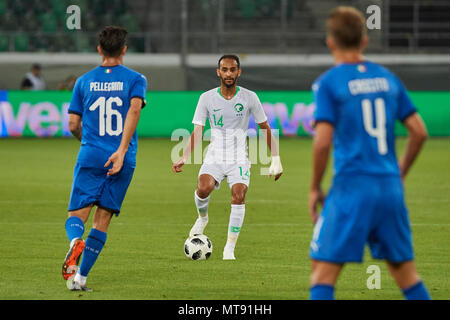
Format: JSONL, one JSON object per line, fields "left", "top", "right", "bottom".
{"left": 91, "top": 0, "right": 105, "bottom": 15}
{"left": 14, "top": 33, "right": 29, "bottom": 52}
{"left": 113, "top": 0, "right": 127, "bottom": 15}
{"left": 3, "top": 12, "right": 18, "bottom": 31}
{"left": 71, "top": 0, "right": 89, "bottom": 12}
{"left": 40, "top": 12, "right": 59, "bottom": 33}
{"left": 234, "top": 0, "right": 256, "bottom": 18}
{"left": 0, "top": 0, "right": 7, "bottom": 16}
{"left": 82, "top": 12, "right": 98, "bottom": 32}
{"left": 120, "top": 13, "right": 139, "bottom": 33}
{"left": 0, "top": 34, "right": 9, "bottom": 52}
{"left": 49, "top": 0, "right": 68, "bottom": 15}
{"left": 76, "top": 34, "right": 92, "bottom": 53}
{"left": 33, "top": 35, "right": 49, "bottom": 52}
{"left": 102, "top": 12, "right": 114, "bottom": 27}
{"left": 12, "top": 0, "right": 26, "bottom": 16}
{"left": 23, "top": 12, "right": 39, "bottom": 32}
{"left": 61, "top": 33, "right": 78, "bottom": 52}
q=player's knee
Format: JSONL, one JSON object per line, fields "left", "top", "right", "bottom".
{"left": 231, "top": 191, "right": 246, "bottom": 204}
{"left": 196, "top": 181, "right": 215, "bottom": 199}
{"left": 196, "top": 187, "right": 212, "bottom": 199}
{"left": 310, "top": 260, "right": 342, "bottom": 286}
{"left": 231, "top": 184, "right": 247, "bottom": 204}
{"left": 93, "top": 208, "right": 113, "bottom": 232}
{"left": 68, "top": 205, "right": 92, "bottom": 224}
{"left": 197, "top": 175, "right": 216, "bottom": 199}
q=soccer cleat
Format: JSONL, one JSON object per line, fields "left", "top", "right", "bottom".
{"left": 223, "top": 249, "right": 236, "bottom": 260}
{"left": 62, "top": 238, "right": 85, "bottom": 280}
{"left": 66, "top": 279, "right": 93, "bottom": 292}
{"left": 189, "top": 218, "right": 208, "bottom": 237}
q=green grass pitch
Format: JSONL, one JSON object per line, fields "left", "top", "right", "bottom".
{"left": 0, "top": 138, "right": 448, "bottom": 300}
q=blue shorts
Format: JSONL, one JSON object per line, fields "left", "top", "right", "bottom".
{"left": 68, "top": 162, "right": 135, "bottom": 215}
{"left": 310, "top": 174, "right": 414, "bottom": 264}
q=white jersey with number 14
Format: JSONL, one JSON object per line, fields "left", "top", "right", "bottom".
{"left": 192, "top": 86, "right": 267, "bottom": 164}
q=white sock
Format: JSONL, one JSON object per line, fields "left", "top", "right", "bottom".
{"left": 225, "top": 204, "right": 245, "bottom": 251}
{"left": 194, "top": 190, "right": 210, "bottom": 222}
{"left": 74, "top": 272, "right": 87, "bottom": 286}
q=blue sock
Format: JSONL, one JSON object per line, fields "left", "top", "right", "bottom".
{"left": 402, "top": 281, "right": 431, "bottom": 300}
{"left": 310, "top": 284, "right": 335, "bottom": 300}
{"left": 65, "top": 216, "right": 85, "bottom": 242}
{"left": 79, "top": 228, "right": 107, "bottom": 277}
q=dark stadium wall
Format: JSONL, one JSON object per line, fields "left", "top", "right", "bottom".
{"left": 0, "top": 64, "right": 186, "bottom": 91}
{"left": 4, "top": 63, "right": 450, "bottom": 92}
{"left": 186, "top": 65, "right": 450, "bottom": 91}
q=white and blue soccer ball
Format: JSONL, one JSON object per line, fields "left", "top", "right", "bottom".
{"left": 184, "top": 234, "right": 213, "bottom": 260}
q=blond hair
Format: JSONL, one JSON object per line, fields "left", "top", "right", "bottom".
{"left": 327, "top": 6, "right": 367, "bottom": 49}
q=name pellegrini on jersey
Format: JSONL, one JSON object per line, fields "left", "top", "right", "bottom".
{"left": 89, "top": 81, "right": 124, "bottom": 92}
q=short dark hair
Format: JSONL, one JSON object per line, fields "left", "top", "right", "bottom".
{"left": 218, "top": 54, "right": 240, "bottom": 69}
{"left": 327, "top": 6, "right": 366, "bottom": 49}
{"left": 98, "top": 26, "right": 128, "bottom": 57}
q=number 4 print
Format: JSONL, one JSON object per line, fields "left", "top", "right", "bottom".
{"left": 361, "top": 98, "right": 387, "bottom": 155}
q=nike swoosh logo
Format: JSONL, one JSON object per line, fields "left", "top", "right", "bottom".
{"left": 213, "top": 109, "right": 221, "bottom": 112}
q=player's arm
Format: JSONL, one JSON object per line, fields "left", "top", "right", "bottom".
{"left": 258, "top": 121, "right": 282, "bottom": 181}
{"left": 68, "top": 77, "right": 83, "bottom": 141}
{"left": 68, "top": 113, "right": 82, "bottom": 141}
{"left": 309, "top": 121, "right": 333, "bottom": 224}
{"left": 399, "top": 113, "right": 428, "bottom": 180}
{"left": 104, "top": 97, "right": 143, "bottom": 176}
{"left": 172, "top": 124, "right": 204, "bottom": 173}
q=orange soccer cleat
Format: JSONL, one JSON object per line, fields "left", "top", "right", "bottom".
{"left": 62, "top": 238, "right": 85, "bottom": 280}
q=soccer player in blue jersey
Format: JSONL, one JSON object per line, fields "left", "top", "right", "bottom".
{"left": 62, "top": 26, "right": 147, "bottom": 291}
{"left": 308, "top": 7, "right": 430, "bottom": 300}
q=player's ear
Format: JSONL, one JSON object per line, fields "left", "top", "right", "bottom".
{"left": 121, "top": 45, "right": 127, "bottom": 56}
{"left": 361, "top": 35, "right": 369, "bottom": 51}
{"left": 325, "top": 36, "right": 335, "bottom": 51}
{"left": 216, "top": 68, "right": 220, "bottom": 78}
{"left": 97, "top": 45, "right": 104, "bottom": 57}
{"left": 237, "top": 67, "right": 242, "bottom": 77}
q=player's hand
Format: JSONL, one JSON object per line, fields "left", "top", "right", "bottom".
{"left": 309, "top": 188, "right": 325, "bottom": 225}
{"left": 172, "top": 157, "right": 186, "bottom": 173}
{"left": 104, "top": 150, "right": 125, "bottom": 176}
{"left": 269, "top": 155, "right": 283, "bottom": 181}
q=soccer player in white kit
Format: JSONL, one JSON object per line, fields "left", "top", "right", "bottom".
{"left": 172, "top": 55, "right": 283, "bottom": 260}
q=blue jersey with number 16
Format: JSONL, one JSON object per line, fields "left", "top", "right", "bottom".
{"left": 69, "top": 65, "right": 147, "bottom": 168}
{"left": 312, "top": 61, "right": 417, "bottom": 177}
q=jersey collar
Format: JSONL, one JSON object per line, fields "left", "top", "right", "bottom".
{"left": 217, "top": 86, "right": 240, "bottom": 100}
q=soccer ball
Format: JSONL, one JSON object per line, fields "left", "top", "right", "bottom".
{"left": 184, "top": 234, "right": 213, "bottom": 260}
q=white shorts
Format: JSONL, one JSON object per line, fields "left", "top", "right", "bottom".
{"left": 198, "top": 161, "right": 251, "bottom": 189}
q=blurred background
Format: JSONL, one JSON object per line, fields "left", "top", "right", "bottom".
{"left": 0, "top": 0, "right": 449, "bottom": 138}
{"left": 0, "top": 0, "right": 449, "bottom": 91}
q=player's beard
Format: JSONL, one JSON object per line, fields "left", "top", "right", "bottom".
{"left": 221, "top": 76, "right": 237, "bottom": 88}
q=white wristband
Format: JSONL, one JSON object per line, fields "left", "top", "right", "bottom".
{"left": 269, "top": 155, "right": 283, "bottom": 176}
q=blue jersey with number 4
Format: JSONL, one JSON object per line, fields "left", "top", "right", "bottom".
{"left": 69, "top": 65, "right": 147, "bottom": 168}
{"left": 312, "top": 61, "right": 417, "bottom": 177}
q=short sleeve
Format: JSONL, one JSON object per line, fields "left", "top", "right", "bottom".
{"left": 192, "top": 94, "right": 208, "bottom": 126}
{"left": 130, "top": 74, "right": 148, "bottom": 108}
{"left": 312, "top": 79, "right": 337, "bottom": 125}
{"left": 396, "top": 78, "right": 417, "bottom": 122}
{"left": 250, "top": 92, "right": 267, "bottom": 124}
{"left": 68, "top": 78, "right": 83, "bottom": 116}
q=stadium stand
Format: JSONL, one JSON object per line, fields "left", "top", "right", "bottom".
{"left": 1, "top": 0, "right": 450, "bottom": 91}
{"left": 0, "top": 0, "right": 449, "bottom": 53}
